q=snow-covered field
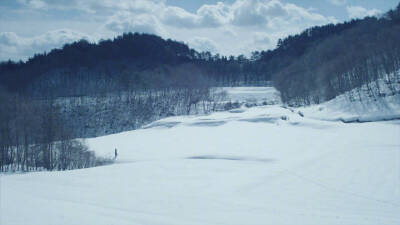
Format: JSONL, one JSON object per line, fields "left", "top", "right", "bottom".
{"left": 1, "top": 87, "right": 400, "bottom": 225}
{"left": 219, "top": 86, "right": 281, "bottom": 105}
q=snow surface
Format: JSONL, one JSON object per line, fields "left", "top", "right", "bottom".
{"left": 1, "top": 87, "right": 400, "bottom": 225}
{"left": 218, "top": 86, "right": 281, "bottom": 105}
{"left": 299, "top": 77, "right": 400, "bottom": 122}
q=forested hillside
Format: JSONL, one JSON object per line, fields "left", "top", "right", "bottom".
{"left": 266, "top": 4, "right": 400, "bottom": 105}
{"left": 0, "top": 33, "right": 265, "bottom": 97}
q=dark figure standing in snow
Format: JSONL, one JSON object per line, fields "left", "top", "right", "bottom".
{"left": 114, "top": 148, "right": 118, "bottom": 160}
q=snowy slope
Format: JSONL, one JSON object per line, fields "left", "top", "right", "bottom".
{"left": 299, "top": 77, "right": 400, "bottom": 122}
{"left": 1, "top": 88, "right": 400, "bottom": 225}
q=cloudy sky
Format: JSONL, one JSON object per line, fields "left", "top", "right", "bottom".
{"left": 0, "top": 0, "right": 397, "bottom": 61}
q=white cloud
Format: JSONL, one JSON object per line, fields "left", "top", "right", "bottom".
{"left": 329, "top": 0, "right": 347, "bottom": 6}
{"left": 0, "top": 32, "right": 22, "bottom": 46}
{"left": 0, "top": 29, "right": 92, "bottom": 61}
{"left": 30, "top": 29, "right": 93, "bottom": 49}
{"left": 161, "top": 0, "right": 334, "bottom": 29}
{"left": 26, "top": 0, "right": 47, "bottom": 9}
{"left": 253, "top": 32, "right": 271, "bottom": 45}
{"left": 197, "top": 2, "right": 230, "bottom": 27}
{"left": 87, "top": 0, "right": 165, "bottom": 14}
{"left": 231, "top": 0, "right": 270, "bottom": 26}
{"left": 161, "top": 6, "right": 199, "bottom": 28}
{"left": 230, "top": 0, "right": 334, "bottom": 27}
{"left": 160, "top": 3, "right": 229, "bottom": 28}
{"left": 17, "top": 0, "right": 165, "bottom": 13}
{"left": 105, "top": 11, "right": 166, "bottom": 36}
{"left": 346, "top": 6, "right": 381, "bottom": 19}
{"left": 4, "top": 0, "right": 340, "bottom": 60}
{"left": 188, "top": 37, "right": 218, "bottom": 53}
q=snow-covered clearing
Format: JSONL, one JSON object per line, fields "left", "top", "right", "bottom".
{"left": 218, "top": 86, "right": 281, "bottom": 105}
{"left": 1, "top": 87, "right": 400, "bottom": 225}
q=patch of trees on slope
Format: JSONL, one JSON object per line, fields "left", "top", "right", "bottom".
{"left": 0, "top": 89, "right": 114, "bottom": 172}
{"left": 265, "top": 3, "right": 400, "bottom": 105}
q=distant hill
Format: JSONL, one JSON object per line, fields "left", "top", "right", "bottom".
{"left": 0, "top": 3, "right": 399, "bottom": 104}
{"left": 0, "top": 33, "right": 262, "bottom": 97}
{"left": 261, "top": 3, "right": 400, "bottom": 105}
{"left": 0, "top": 33, "right": 201, "bottom": 96}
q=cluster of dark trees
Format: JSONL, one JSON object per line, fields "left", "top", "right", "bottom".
{"left": 0, "top": 88, "right": 114, "bottom": 172}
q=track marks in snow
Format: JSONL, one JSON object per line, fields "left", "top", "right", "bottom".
{"left": 188, "top": 121, "right": 227, "bottom": 127}
{"left": 143, "top": 121, "right": 181, "bottom": 129}
{"left": 239, "top": 116, "right": 280, "bottom": 124}
{"left": 186, "top": 155, "right": 276, "bottom": 163}
{"left": 283, "top": 169, "right": 400, "bottom": 208}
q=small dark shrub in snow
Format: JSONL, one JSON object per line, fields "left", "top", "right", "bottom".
{"left": 95, "top": 157, "right": 115, "bottom": 167}
{"left": 224, "top": 101, "right": 240, "bottom": 110}
{"left": 245, "top": 102, "right": 257, "bottom": 108}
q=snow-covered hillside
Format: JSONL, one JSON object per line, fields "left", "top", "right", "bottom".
{"left": 300, "top": 77, "right": 400, "bottom": 122}
{"left": 1, "top": 87, "right": 400, "bottom": 225}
